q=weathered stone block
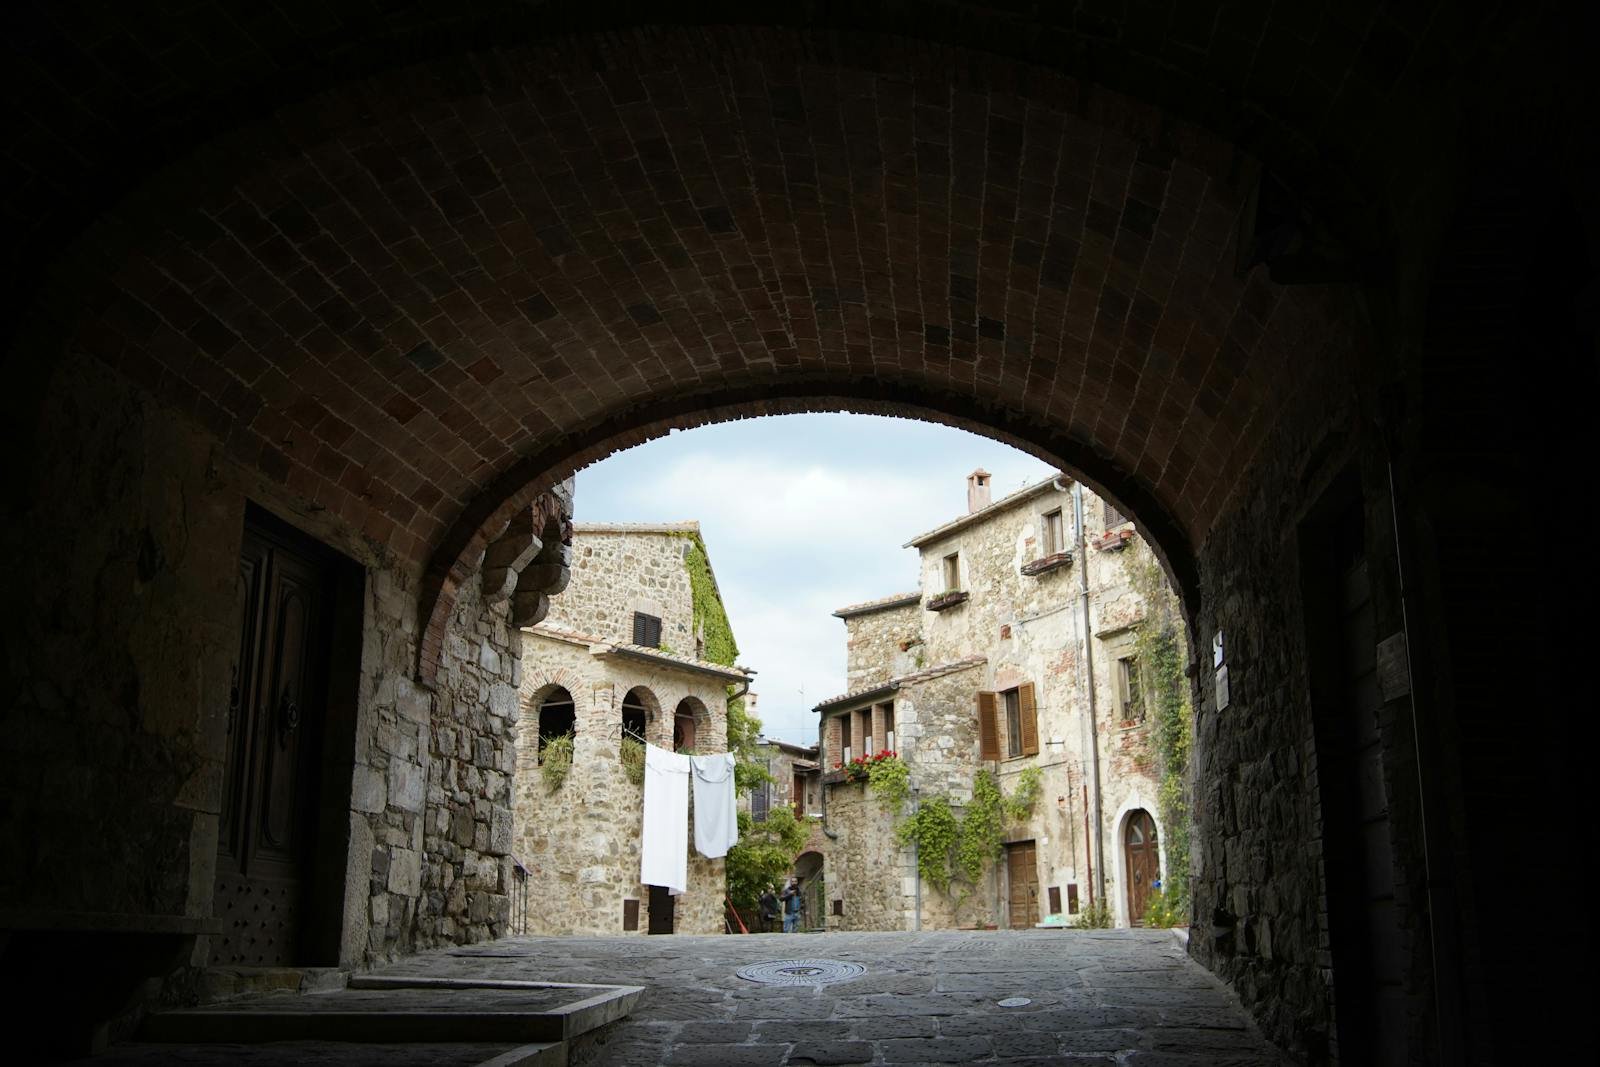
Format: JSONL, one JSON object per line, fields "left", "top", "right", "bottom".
{"left": 352, "top": 765, "right": 387, "bottom": 813}
{"left": 389, "top": 760, "right": 426, "bottom": 813}
{"left": 388, "top": 847, "right": 422, "bottom": 896}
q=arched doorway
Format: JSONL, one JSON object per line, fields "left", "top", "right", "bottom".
{"left": 794, "top": 850, "right": 825, "bottom": 932}
{"left": 1123, "top": 810, "right": 1160, "bottom": 927}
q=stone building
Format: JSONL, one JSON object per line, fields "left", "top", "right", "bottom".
{"left": 512, "top": 523, "right": 750, "bottom": 935}
{"left": 817, "top": 470, "right": 1172, "bottom": 931}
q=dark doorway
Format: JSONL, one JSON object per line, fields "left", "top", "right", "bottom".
{"left": 213, "top": 505, "right": 359, "bottom": 966}
{"left": 1123, "top": 810, "right": 1159, "bottom": 926}
{"left": 647, "top": 885, "right": 675, "bottom": 934}
{"left": 1005, "top": 841, "right": 1039, "bottom": 929}
{"left": 1301, "top": 477, "right": 1407, "bottom": 1065}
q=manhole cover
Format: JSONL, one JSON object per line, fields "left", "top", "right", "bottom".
{"left": 735, "top": 959, "right": 866, "bottom": 986}
{"left": 997, "top": 996, "right": 1032, "bottom": 1007}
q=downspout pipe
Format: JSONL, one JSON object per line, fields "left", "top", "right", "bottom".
{"left": 1073, "top": 481, "right": 1107, "bottom": 907}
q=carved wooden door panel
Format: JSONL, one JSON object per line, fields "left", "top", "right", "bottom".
{"left": 213, "top": 517, "right": 331, "bottom": 965}
{"left": 1005, "top": 841, "right": 1039, "bottom": 928}
{"left": 1124, "top": 810, "right": 1159, "bottom": 925}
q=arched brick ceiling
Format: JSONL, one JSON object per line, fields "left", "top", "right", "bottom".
{"left": 17, "top": 19, "right": 1376, "bottom": 615}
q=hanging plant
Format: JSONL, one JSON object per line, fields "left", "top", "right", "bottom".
{"left": 864, "top": 752, "right": 909, "bottom": 812}
{"left": 619, "top": 735, "right": 646, "bottom": 787}
{"left": 539, "top": 733, "right": 574, "bottom": 792}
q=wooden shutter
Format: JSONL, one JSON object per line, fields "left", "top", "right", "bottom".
{"left": 1018, "top": 682, "right": 1039, "bottom": 756}
{"left": 977, "top": 691, "right": 1000, "bottom": 760}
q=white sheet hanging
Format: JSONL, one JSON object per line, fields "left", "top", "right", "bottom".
{"left": 640, "top": 743, "right": 691, "bottom": 895}
{"left": 690, "top": 751, "right": 739, "bottom": 859}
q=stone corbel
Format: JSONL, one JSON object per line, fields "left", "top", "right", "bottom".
{"left": 481, "top": 479, "right": 574, "bottom": 628}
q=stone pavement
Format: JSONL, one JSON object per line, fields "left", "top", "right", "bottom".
{"left": 377, "top": 929, "right": 1289, "bottom": 1065}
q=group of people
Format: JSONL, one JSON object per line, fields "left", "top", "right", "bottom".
{"left": 758, "top": 878, "right": 807, "bottom": 933}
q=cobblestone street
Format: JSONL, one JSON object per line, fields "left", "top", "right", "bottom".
{"left": 378, "top": 929, "right": 1289, "bottom": 1065}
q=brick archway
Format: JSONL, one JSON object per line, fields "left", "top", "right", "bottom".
{"left": 23, "top": 28, "right": 1371, "bottom": 686}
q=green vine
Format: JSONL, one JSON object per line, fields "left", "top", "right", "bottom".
{"left": 678, "top": 532, "right": 739, "bottom": 667}
{"left": 896, "top": 796, "right": 960, "bottom": 893}
{"left": 866, "top": 754, "right": 910, "bottom": 813}
{"left": 896, "top": 769, "right": 1042, "bottom": 907}
{"left": 1131, "top": 554, "right": 1194, "bottom": 911}
{"left": 540, "top": 733, "right": 574, "bottom": 792}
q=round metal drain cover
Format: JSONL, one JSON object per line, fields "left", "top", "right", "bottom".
{"left": 997, "top": 997, "right": 1032, "bottom": 1008}
{"left": 736, "top": 959, "right": 866, "bottom": 986}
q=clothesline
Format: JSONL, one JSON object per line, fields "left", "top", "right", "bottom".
{"left": 639, "top": 742, "right": 739, "bottom": 896}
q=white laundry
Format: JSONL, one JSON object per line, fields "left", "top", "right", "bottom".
{"left": 640, "top": 743, "right": 691, "bottom": 895}
{"left": 690, "top": 751, "right": 739, "bottom": 859}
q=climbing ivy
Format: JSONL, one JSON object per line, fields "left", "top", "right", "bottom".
{"left": 896, "top": 795, "right": 960, "bottom": 893}
{"left": 896, "top": 769, "right": 1042, "bottom": 908}
{"left": 1131, "top": 554, "right": 1194, "bottom": 909}
{"left": 865, "top": 754, "right": 910, "bottom": 813}
{"left": 679, "top": 532, "right": 739, "bottom": 667}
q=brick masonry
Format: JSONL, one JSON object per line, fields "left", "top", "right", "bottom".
{"left": 3, "top": 9, "right": 1589, "bottom": 1063}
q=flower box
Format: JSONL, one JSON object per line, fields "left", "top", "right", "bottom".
{"left": 1021, "top": 551, "right": 1073, "bottom": 576}
{"left": 1094, "top": 528, "right": 1134, "bottom": 551}
{"left": 925, "top": 590, "right": 969, "bottom": 612}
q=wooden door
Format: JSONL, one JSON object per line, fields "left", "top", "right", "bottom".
{"left": 1005, "top": 841, "right": 1039, "bottom": 929}
{"left": 647, "top": 884, "right": 675, "bottom": 934}
{"left": 1124, "top": 810, "right": 1159, "bottom": 926}
{"left": 793, "top": 769, "right": 805, "bottom": 817}
{"left": 212, "top": 514, "right": 334, "bottom": 965}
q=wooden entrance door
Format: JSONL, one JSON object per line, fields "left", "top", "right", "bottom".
{"left": 213, "top": 512, "right": 336, "bottom": 965}
{"left": 1124, "top": 810, "right": 1159, "bottom": 925}
{"left": 647, "top": 884, "right": 676, "bottom": 934}
{"left": 1005, "top": 841, "right": 1039, "bottom": 929}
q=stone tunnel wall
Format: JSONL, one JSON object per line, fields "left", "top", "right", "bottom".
{"left": 1183, "top": 286, "right": 1431, "bottom": 1063}
{"left": 1, "top": 350, "right": 545, "bottom": 971}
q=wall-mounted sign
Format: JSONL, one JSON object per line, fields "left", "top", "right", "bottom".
{"left": 1215, "top": 664, "right": 1230, "bottom": 711}
{"left": 1212, "top": 629, "right": 1225, "bottom": 668}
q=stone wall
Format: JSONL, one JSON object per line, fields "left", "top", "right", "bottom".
{"left": 548, "top": 526, "right": 700, "bottom": 652}
{"left": 512, "top": 631, "right": 730, "bottom": 935}
{"left": 840, "top": 599, "right": 921, "bottom": 691}
{"left": 0, "top": 350, "right": 562, "bottom": 977}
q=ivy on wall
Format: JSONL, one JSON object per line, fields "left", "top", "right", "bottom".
{"left": 893, "top": 768, "right": 1041, "bottom": 919}
{"left": 680, "top": 532, "right": 739, "bottom": 667}
{"left": 1131, "top": 555, "right": 1195, "bottom": 909}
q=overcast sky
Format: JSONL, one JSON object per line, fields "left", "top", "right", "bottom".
{"left": 572, "top": 413, "right": 1057, "bottom": 747}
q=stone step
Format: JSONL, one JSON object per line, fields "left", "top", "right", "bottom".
{"left": 137, "top": 976, "right": 643, "bottom": 1062}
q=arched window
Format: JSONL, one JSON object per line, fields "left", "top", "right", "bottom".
{"left": 621, "top": 687, "right": 651, "bottom": 743}
{"left": 537, "top": 686, "right": 576, "bottom": 759}
{"left": 673, "top": 696, "right": 705, "bottom": 753}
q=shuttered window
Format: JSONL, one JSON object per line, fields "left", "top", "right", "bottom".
{"left": 977, "top": 691, "right": 1000, "bottom": 760}
{"left": 1018, "top": 682, "right": 1039, "bottom": 756}
{"left": 1043, "top": 509, "right": 1065, "bottom": 554}
{"left": 632, "top": 612, "right": 662, "bottom": 647}
{"left": 1004, "top": 689, "right": 1023, "bottom": 758}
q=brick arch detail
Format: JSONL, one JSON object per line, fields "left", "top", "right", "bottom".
{"left": 519, "top": 672, "right": 585, "bottom": 719}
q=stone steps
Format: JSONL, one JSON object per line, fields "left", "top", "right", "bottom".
{"left": 126, "top": 975, "right": 643, "bottom": 1066}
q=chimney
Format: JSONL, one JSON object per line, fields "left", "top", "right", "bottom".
{"left": 966, "top": 469, "right": 992, "bottom": 513}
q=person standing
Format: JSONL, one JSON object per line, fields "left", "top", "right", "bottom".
{"left": 782, "top": 879, "right": 803, "bottom": 933}
{"left": 758, "top": 885, "right": 780, "bottom": 933}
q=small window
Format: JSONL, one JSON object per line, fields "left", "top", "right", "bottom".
{"left": 1118, "top": 657, "right": 1146, "bottom": 723}
{"left": 632, "top": 612, "right": 662, "bottom": 647}
{"left": 882, "top": 701, "right": 895, "bottom": 752}
{"left": 1103, "top": 499, "right": 1128, "bottom": 530}
{"left": 1043, "top": 509, "right": 1065, "bottom": 555}
{"left": 752, "top": 780, "right": 770, "bottom": 822}
{"left": 943, "top": 553, "right": 961, "bottom": 592}
{"left": 1004, "top": 688, "right": 1023, "bottom": 759}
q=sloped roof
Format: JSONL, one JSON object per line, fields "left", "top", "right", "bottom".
{"left": 832, "top": 591, "right": 921, "bottom": 619}
{"left": 524, "top": 623, "right": 749, "bottom": 682}
{"left": 812, "top": 656, "right": 987, "bottom": 712}
{"left": 904, "top": 474, "right": 1069, "bottom": 548}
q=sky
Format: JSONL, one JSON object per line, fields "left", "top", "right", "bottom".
{"left": 572, "top": 413, "right": 1057, "bottom": 747}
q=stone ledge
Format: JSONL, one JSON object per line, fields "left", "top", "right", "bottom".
{"left": 1020, "top": 551, "right": 1073, "bottom": 576}
{"left": 924, "top": 590, "right": 969, "bottom": 612}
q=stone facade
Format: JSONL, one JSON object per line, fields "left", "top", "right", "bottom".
{"left": 817, "top": 473, "right": 1173, "bottom": 931}
{"left": 512, "top": 526, "right": 746, "bottom": 935}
